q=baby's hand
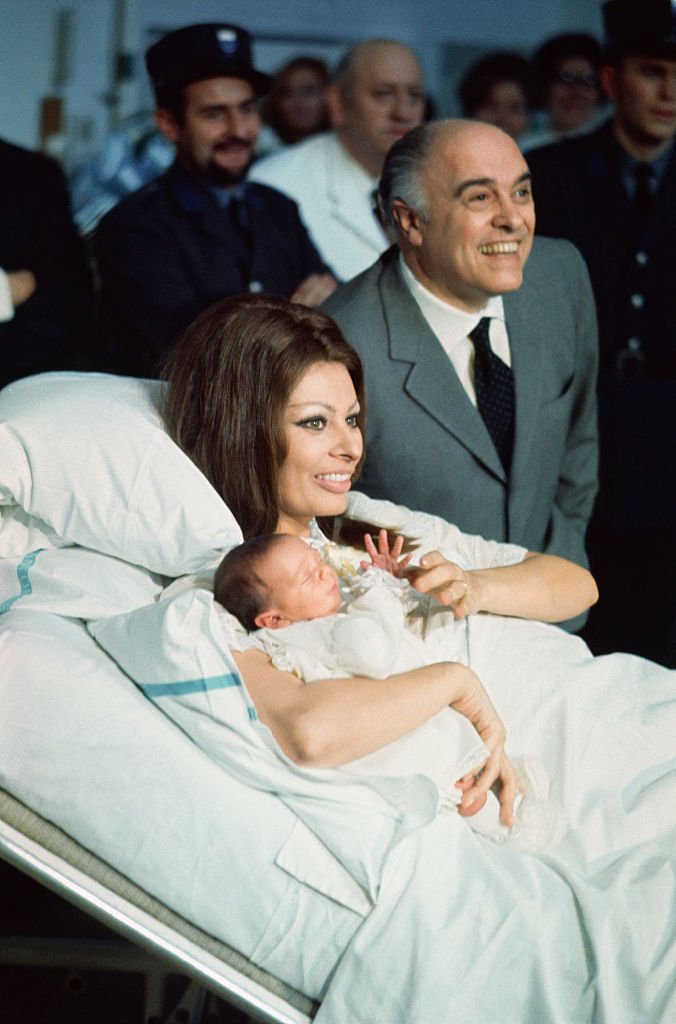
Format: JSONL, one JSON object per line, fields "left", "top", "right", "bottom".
{"left": 361, "top": 529, "right": 412, "bottom": 578}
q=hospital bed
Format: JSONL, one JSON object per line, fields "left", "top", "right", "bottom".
{"left": 2, "top": 371, "right": 675, "bottom": 1024}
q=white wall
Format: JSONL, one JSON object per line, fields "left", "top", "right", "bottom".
{"left": 0, "top": 0, "right": 604, "bottom": 159}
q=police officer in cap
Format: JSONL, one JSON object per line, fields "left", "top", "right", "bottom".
{"left": 527, "top": 0, "right": 676, "bottom": 665}
{"left": 96, "top": 23, "right": 336, "bottom": 376}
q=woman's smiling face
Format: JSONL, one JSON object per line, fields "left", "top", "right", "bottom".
{"left": 276, "top": 361, "right": 363, "bottom": 536}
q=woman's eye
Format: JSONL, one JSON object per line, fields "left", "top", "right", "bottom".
{"left": 297, "top": 416, "right": 326, "bottom": 430}
{"left": 346, "top": 414, "right": 360, "bottom": 428}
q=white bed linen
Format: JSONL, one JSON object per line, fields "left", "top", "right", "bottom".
{"left": 317, "top": 615, "right": 676, "bottom": 1023}
{"left": 1, "top": 373, "right": 674, "bottom": 1022}
{"left": 0, "top": 608, "right": 363, "bottom": 998}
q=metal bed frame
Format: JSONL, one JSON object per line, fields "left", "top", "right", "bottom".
{"left": 0, "top": 787, "right": 319, "bottom": 1024}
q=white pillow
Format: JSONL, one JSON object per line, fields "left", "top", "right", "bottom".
{"left": 0, "top": 545, "right": 165, "bottom": 619}
{"left": 0, "top": 372, "right": 242, "bottom": 576}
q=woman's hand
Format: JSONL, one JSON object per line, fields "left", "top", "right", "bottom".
{"left": 456, "top": 754, "right": 519, "bottom": 828}
{"left": 449, "top": 668, "right": 518, "bottom": 827}
{"left": 408, "top": 549, "right": 598, "bottom": 623}
{"left": 408, "top": 550, "right": 481, "bottom": 618}
{"left": 361, "top": 528, "right": 413, "bottom": 578}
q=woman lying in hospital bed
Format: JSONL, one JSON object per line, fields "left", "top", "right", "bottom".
{"left": 1, "top": 293, "right": 674, "bottom": 1024}
{"left": 156, "top": 295, "right": 674, "bottom": 1021}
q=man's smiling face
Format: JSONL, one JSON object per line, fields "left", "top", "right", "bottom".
{"left": 397, "top": 122, "right": 535, "bottom": 311}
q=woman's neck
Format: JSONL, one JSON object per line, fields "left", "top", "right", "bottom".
{"left": 275, "top": 513, "right": 313, "bottom": 538}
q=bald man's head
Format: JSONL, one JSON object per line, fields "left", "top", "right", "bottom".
{"left": 326, "top": 39, "right": 426, "bottom": 177}
{"left": 381, "top": 119, "right": 536, "bottom": 310}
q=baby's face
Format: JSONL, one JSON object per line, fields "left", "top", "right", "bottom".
{"left": 262, "top": 536, "right": 341, "bottom": 623}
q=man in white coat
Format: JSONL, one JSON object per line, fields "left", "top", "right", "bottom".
{"left": 249, "top": 39, "right": 426, "bottom": 281}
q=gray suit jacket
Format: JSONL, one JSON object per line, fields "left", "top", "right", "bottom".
{"left": 323, "top": 238, "right": 598, "bottom": 569}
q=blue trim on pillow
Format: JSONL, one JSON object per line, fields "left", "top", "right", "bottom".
{"left": 139, "top": 673, "right": 242, "bottom": 698}
{"left": 0, "top": 549, "right": 44, "bottom": 614}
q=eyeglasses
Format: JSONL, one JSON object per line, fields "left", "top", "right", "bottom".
{"left": 553, "top": 70, "right": 599, "bottom": 88}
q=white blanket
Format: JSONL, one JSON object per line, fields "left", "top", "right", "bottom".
{"left": 317, "top": 616, "right": 676, "bottom": 1023}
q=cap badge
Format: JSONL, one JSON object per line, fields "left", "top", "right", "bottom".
{"left": 217, "top": 29, "right": 238, "bottom": 54}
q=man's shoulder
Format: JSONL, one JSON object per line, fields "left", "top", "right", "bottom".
{"left": 527, "top": 122, "right": 610, "bottom": 174}
{"left": 97, "top": 168, "right": 175, "bottom": 230}
{"left": 252, "top": 133, "right": 334, "bottom": 175}
{"left": 246, "top": 179, "right": 305, "bottom": 215}
{"left": 322, "top": 249, "right": 395, "bottom": 319}
{"left": 528, "top": 234, "right": 585, "bottom": 268}
{"left": 0, "top": 137, "right": 66, "bottom": 189}
{"left": 521, "top": 236, "right": 589, "bottom": 297}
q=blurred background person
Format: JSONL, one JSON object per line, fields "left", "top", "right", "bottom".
{"left": 257, "top": 56, "right": 330, "bottom": 157}
{"left": 95, "top": 22, "right": 336, "bottom": 377}
{"left": 70, "top": 118, "right": 173, "bottom": 237}
{"left": 0, "top": 136, "right": 93, "bottom": 388}
{"left": 250, "top": 38, "right": 426, "bottom": 281}
{"left": 527, "top": 0, "right": 676, "bottom": 665}
{"left": 458, "top": 51, "right": 534, "bottom": 141}
{"left": 521, "top": 32, "right": 604, "bottom": 151}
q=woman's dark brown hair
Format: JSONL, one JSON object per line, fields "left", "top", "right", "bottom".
{"left": 162, "top": 294, "right": 365, "bottom": 539}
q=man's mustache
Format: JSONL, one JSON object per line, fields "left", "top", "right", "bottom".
{"left": 212, "top": 138, "right": 253, "bottom": 151}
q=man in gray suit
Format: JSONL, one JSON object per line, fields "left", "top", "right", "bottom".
{"left": 323, "top": 119, "right": 598, "bottom": 572}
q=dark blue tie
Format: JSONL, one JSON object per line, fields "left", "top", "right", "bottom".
{"left": 470, "top": 317, "right": 514, "bottom": 473}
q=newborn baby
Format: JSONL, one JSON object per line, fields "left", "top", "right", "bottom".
{"left": 215, "top": 533, "right": 566, "bottom": 851}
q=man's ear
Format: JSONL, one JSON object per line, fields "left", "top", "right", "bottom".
{"left": 392, "top": 199, "right": 424, "bottom": 246}
{"left": 599, "top": 64, "right": 618, "bottom": 103}
{"left": 155, "top": 107, "right": 181, "bottom": 144}
{"left": 254, "top": 609, "right": 291, "bottom": 630}
{"left": 325, "top": 83, "right": 347, "bottom": 129}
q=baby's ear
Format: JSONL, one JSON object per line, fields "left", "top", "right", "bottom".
{"left": 254, "top": 609, "right": 291, "bottom": 630}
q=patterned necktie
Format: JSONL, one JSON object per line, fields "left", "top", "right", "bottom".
{"left": 469, "top": 317, "right": 515, "bottom": 473}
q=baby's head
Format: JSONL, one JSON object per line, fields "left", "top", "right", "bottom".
{"left": 214, "top": 534, "right": 341, "bottom": 631}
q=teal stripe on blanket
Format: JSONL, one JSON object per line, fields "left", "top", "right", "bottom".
{"left": 0, "top": 549, "right": 44, "bottom": 614}
{"left": 139, "top": 673, "right": 242, "bottom": 698}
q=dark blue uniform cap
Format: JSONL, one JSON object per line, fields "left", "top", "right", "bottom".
{"left": 603, "top": 0, "right": 676, "bottom": 60}
{"left": 145, "top": 23, "right": 271, "bottom": 98}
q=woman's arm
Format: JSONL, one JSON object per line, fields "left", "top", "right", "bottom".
{"left": 233, "top": 648, "right": 517, "bottom": 824}
{"left": 411, "top": 551, "right": 598, "bottom": 623}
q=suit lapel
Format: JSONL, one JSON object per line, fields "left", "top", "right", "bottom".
{"left": 378, "top": 255, "right": 506, "bottom": 480}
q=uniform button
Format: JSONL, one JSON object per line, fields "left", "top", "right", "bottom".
{"left": 249, "top": 280, "right": 263, "bottom": 293}
{"left": 635, "top": 251, "right": 648, "bottom": 266}
{"left": 630, "top": 293, "right": 644, "bottom": 309}
{"left": 627, "top": 337, "right": 642, "bottom": 351}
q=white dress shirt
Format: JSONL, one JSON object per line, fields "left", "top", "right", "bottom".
{"left": 399, "top": 255, "right": 510, "bottom": 407}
